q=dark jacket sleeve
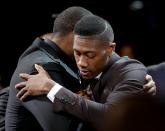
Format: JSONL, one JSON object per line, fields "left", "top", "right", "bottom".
{"left": 52, "top": 63, "right": 147, "bottom": 131}
{"left": 0, "top": 87, "right": 9, "bottom": 131}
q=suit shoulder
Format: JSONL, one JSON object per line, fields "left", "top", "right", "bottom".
{"left": 113, "top": 57, "right": 146, "bottom": 72}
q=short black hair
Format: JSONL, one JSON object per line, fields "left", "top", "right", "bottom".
{"left": 53, "top": 6, "right": 93, "bottom": 36}
{"left": 74, "top": 15, "right": 114, "bottom": 43}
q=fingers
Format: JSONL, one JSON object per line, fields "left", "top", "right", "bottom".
{"left": 15, "top": 81, "right": 26, "bottom": 89}
{"left": 144, "top": 74, "right": 155, "bottom": 90}
{"left": 144, "top": 74, "right": 156, "bottom": 96}
{"left": 144, "top": 81, "right": 156, "bottom": 92}
{"left": 147, "top": 87, "right": 156, "bottom": 96}
{"left": 19, "top": 73, "right": 31, "bottom": 80}
{"left": 16, "top": 86, "right": 28, "bottom": 100}
{"left": 145, "top": 74, "right": 152, "bottom": 81}
{"left": 144, "top": 79, "right": 155, "bottom": 90}
{"left": 20, "top": 92, "right": 30, "bottom": 101}
{"left": 144, "top": 85, "right": 156, "bottom": 96}
{"left": 16, "top": 86, "right": 32, "bottom": 101}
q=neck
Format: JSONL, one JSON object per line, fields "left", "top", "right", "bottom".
{"left": 44, "top": 33, "right": 73, "bottom": 58}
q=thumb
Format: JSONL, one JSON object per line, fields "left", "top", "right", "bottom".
{"left": 34, "top": 64, "right": 45, "bottom": 73}
{"left": 34, "top": 64, "right": 51, "bottom": 79}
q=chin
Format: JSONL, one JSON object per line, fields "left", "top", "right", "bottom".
{"left": 82, "top": 76, "right": 90, "bottom": 80}
{"left": 82, "top": 75, "right": 93, "bottom": 80}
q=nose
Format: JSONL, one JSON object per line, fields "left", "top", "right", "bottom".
{"left": 77, "top": 56, "right": 88, "bottom": 68}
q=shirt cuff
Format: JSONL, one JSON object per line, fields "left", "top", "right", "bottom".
{"left": 47, "top": 83, "right": 63, "bottom": 102}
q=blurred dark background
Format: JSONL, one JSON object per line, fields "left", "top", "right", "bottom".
{"left": 0, "top": 0, "right": 163, "bottom": 87}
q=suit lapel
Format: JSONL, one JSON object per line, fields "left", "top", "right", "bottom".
{"left": 92, "top": 52, "right": 121, "bottom": 102}
{"left": 36, "top": 39, "right": 59, "bottom": 59}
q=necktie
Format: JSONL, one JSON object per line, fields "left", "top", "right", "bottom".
{"left": 90, "top": 78, "right": 99, "bottom": 90}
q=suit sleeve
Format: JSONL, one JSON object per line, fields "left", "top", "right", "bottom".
{"left": 52, "top": 68, "right": 147, "bottom": 131}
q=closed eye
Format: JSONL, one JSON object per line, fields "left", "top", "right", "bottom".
{"left": 74, "top": 50, "right": 81, "bottom": 56}
{"left": 86, "top": 52, "right": 96, "bottom": 58}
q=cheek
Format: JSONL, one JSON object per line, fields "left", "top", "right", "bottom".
{"left": 70, "top": 48, "right": 74, "bottom": 56}
{"left": 90, "top": 56, "right": 107, "bottom": 71}
{"left": 74, "top": 56, "right": 79, "bottom": 64}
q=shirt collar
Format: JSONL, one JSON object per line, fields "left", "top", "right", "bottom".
{"left": 95, "top": 72, "right": 102, "bottom": 79}
{"left": 43, "top": 38, "right": 78, "bottom": 72}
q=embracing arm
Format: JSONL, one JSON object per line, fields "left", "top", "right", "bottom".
{"left": 15, "top": 64, "right": 156, "bottom": 131}
{"left": 51, "top": 69, "right": 148, "bottom": 130}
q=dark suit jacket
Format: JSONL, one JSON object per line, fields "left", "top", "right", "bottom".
{"left": 52, "top": 53, "right": 147, "bottom": 131}
{"left": 0, "top": 87, "right": 9, "bottom": 131}
{"left": 5, "top": 38, "right": 80, "bottom": 131}
{"left": 147, "top": 62, "right": 165, "bottom": 96}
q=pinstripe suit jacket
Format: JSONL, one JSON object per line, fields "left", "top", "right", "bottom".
{"left": 52, "top": 53, "right": 147, "bottom": 131}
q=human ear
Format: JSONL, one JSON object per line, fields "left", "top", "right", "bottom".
{"left": 107, "top": 42, "right": 116, "bottom": 55}
{"left": 110, "top": 42, "right": 116, "bottom": 51}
